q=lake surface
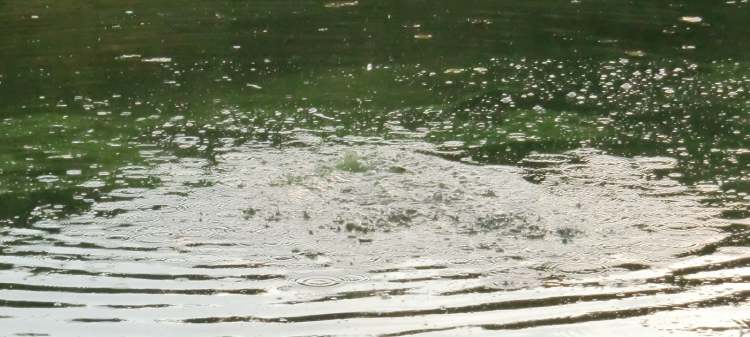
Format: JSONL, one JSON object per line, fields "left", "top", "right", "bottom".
{"left": 1, "top": 1, "right": 749, "bottom": 336}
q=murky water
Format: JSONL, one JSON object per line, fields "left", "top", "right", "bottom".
{"left": 1, "top": 1, "right": 750, "bottom": 336}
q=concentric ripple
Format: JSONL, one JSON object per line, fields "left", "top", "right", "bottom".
{"left": 295, "top": 276, "right": 343, "bottom": 288}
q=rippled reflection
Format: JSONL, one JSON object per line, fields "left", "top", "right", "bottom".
{"left": 1, "top": 142, "right": 748, "bottom": 336}
{"left": 1, "top": 0, "right": 749, "bottom": 336}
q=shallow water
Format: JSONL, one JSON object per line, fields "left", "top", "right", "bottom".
{"left": 1, "top": 1, "right": 750, "bottom": 336}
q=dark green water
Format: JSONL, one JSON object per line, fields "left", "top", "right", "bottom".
{"left": 1, "top": 1, "right": 750, "bottom": 336}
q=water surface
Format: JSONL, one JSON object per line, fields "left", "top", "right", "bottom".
{"left": 1, "top": 1, "right": 749, "bottom": 336}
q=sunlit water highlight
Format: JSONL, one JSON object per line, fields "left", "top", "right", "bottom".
{"left": 1, "top": 140, "right": 749, "bottom": 336}
{"left": 2, "top": 0, "right": 750, "bottom": 335}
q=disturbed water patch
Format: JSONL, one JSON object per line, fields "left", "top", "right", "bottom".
{"left": 0, "top": 141, "right": 747, "bottom": 337}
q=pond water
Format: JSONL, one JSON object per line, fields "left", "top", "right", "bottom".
{"left": 1, "top": 1, "right": 749, "bottom": 336}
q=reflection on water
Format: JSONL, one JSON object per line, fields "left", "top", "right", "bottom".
{"left": 1, "top": 0, "right": 749, "bottom": 335}
{"left": 1, "top": 142, "right": 749, "bottom": 336}
{"left": 4, "top": 56, "right": 749, "bottom": 226}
